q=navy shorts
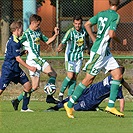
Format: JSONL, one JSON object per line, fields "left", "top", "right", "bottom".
{"left": 0, "top": 69, "right": 29, "bottom": 90}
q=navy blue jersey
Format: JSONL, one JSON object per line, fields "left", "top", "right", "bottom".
{"left": 0, "top": 35, "right": 29, "bottom": 90}
{"left": 74, "top": 75, "right": 124, "bottom": 111}
{"left": 3, "top": 35, "right": 21, "bottom": 72}
{"left": 55, "top": 75, "right": 124, "bottom": 111}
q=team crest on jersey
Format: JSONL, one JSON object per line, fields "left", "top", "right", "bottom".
{"left": 76, "top": 38, "right": 84, "bottom": 47}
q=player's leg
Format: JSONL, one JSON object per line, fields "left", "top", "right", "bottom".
{"left": 18, "top": 71, "right": 33, "bottom": 112}
{"left": 67, "top": 79, "right": 76, "bottom": 96}
{"left": 58, "top": 61, "right": 75, "bottom": 101}
{"left": 43, "top": 64, "right": 59, "bottom": 104}
{"left": 103, "top": 56, "right": 124, "bottom": 116}
{"left": 59, "top": 72, "right": 75, "bottom": 101}
{"left": 59, "top": 60, "right": 82, "bottom": 101}
{"left": 105, "top": 67, "right": 124, "bottom": 116}
{"left": 21, "top": 81, "right": 33, "bottom": 112}
{"left": 11, "top": 73, "right": 40, "bottom": 110}
{"left": 47, "top": 97, "right": 69, "bottom": 111}
{"left": 64, "top": 52, "right": 99, "bottom": 118}
{"left": 43, "top": 63, "right": 57, "bottom": 85}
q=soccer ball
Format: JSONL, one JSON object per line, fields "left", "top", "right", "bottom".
{"left": 44, "top": 83, "right": 56, "bottom": 95}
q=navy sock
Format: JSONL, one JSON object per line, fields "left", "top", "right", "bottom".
{"left": 22, "top": 91, "right": 31, "bottom": 110}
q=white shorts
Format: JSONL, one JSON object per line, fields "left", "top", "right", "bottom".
{"left": 82, "top": 51, "right": 119, "bottom": 76}
{"left": 26, "top": 59, "right": 49, "bottom": 77}
{"left": 65, "top": 59, "right": 83, "bottom": 74}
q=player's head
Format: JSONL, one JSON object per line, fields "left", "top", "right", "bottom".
{"left": 73, "top": 15, "right": 83, "bottom": 32}
{"left": 119, "top": 66, "right": 125, "bottom": 74}
{"left": 29, "top": 14, "right": 42, "bottom": 31}
{"left": 10, "top": 20, "right": 23, "bottom": 37}
{"left": 109, "top": 0, "right": 120, "bottom": 7}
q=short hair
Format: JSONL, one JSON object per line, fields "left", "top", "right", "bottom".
{"left": 109, "top": 0, "right": 120, "bottom": 6}
{"left": 10, "top": 20, "right": 22, "bottom": 33}
{"left": 29, "top": 14, "right": 42, "bottom": 24}
{"left": 73, "top": 15, "right": 83, "bottom": 22}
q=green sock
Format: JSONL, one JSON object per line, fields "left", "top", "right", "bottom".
{"left": 17, "top": 89, "right": 35, "bottom": 101}
{"left": 48, "top": 76, "right": 56, "bottom": 84}
{"left": 60, "top": 77, "right": 71, "bottom": 93}
{"left": 108, "top": 80, "right": 121, "bottom": 108}
{"left": 68, "top": 82, "right": 86, "bottom": 108}
{"left": 68, "top": 80, "right": 76, "bottom": 96}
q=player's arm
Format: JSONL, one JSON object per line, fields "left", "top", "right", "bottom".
{"left": 119, "top": 98, "right": 125, "bottom": 112}
{"left": 56, "top": 43, "right": 64, "bottom": 52}
{"left": 84, "top": 21, "right": 96, "bottom": 43}
{"left": 16, "top": 56, "right": 36, "bottom": 72}
{"left": 46, "top": 27, "right": 59, "bottom": 45}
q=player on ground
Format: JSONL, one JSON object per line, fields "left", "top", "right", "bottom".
{"left": 11, "top": 14, "right": 59, "bottom": 110}
{"left": 47, "top": 67, "right": 133, "bottom": 112}
{"left": 0, "top": 21, "right": 36, "bottom": 112}
{"left": 56, "top": 15, "right": 89, "bottom": 101}
{"left": 64, "top": 0, "right": 126, "bottom": 118}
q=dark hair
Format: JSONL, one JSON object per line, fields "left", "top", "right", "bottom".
{"left": 109, "top": 0, "right": 120, "bottom": 6}
{"left": 10, "top": 20, "right": 22, "bottom": 32}
{"left": 29, "top": 14, "right": 42, "bottom": 24}
{"left": 73, "top": 15, "right": 83, "bottom": 22}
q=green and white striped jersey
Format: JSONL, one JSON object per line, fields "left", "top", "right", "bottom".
{"left": 20, "top": 28, "right": 48, "bottom": 60}
{"left": 62, "top": 27, "right": 88, "bottom": 61}
{"left": 90, "top": 9, "right": 120, "bottom": 56}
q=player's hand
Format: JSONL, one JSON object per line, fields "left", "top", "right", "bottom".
{"left": 54, "top": 27, "right": 59, "bottom": 36}
{"left": 123, "top": 39, "right": 127, "bottom": 45}
{"left": 56, "top": 47, "right": 62, "bottom": 52}
{"left": 56, "top": 43, "right": 63, "bottom": 52}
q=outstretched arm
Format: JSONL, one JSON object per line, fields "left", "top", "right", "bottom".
{"left": 109, "top": 30, "right": 127, "bottom": 45}
{"left": 16, "top": 56, "right": 36, "bottom": 72}
{"left": 46, "top": 27, "right": 59, "bottom": 45}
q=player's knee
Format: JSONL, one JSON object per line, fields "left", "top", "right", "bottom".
{"left": 48, "top": 71, "right": 57, "bottom": 77}
{"left": 113, "top": 74, "right": 123, "bottom": 80}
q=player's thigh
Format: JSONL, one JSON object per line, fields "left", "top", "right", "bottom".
{"left": 65, "top": 60, "right": 82, "bottom": 73}
{"left": 30, "top": 76, "right": 40, "bottom": 90}
{"left": 43, "top": 64, "right": 57, "bottom": 77}
{"left": 110, "top": 68, "right": 122, "bottom": 80}
{"left": 26, "top": 60, "right": 41, "bottom": 77}
{"left": 84, "top": 52, "right": 102, "bottom": 76}
{"left": 23, "top": 81, "right": 32, "bottom": 92}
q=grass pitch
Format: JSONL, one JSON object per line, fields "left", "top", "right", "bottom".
{"left": 0, "top": 100, "right": 133, "bottom": 133}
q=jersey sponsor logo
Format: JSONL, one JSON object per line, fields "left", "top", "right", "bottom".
{"left": 76, "top": 38, "right": 84, "bottom": 47}
{"left": 34, "top": 38, "right": 40, "bottom": 45}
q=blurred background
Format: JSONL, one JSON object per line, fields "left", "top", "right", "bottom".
{"left": 0, "top": 0, "right": 133, "bottom": 55}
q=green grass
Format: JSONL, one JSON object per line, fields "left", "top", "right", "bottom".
{"left": 0, "top": 59, "right": 133, "bottom": 133}
{"left": 0, "top": 100, "right": 133, "bottom": 133}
